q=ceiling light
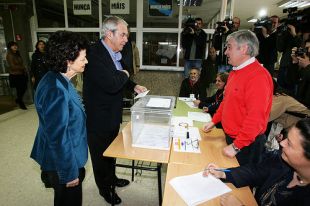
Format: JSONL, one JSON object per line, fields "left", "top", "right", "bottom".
{"left": 277, "top": 0, "right": 310, "bottom": 8}
{"left": 258, "top": 9, "right": 267, "bottom": 17}
{"left": 247, "top": 16, "right": 258, "bottom": 23}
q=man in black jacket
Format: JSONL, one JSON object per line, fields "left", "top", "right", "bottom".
{"left": 181, "top": 17, "right": 207, "bottom": 77}
{"left": 83, "top": 16, "right": 146, "bottom": 205}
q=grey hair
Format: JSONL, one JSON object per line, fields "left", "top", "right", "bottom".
{"left": 102, "top": 16, "right": 128, "bottom": 39}
{"left": 226, "top": 29, "right": 259, "bottom": 57}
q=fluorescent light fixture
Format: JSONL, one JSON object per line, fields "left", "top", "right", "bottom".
{"left": 277, "top": 0, "right": 310, "bottom": 8}
{"left": 247, "top": 16, "right": 258, "bottom": 22}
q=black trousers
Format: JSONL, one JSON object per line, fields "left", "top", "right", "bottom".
{"left": 42, "top": 168, "right": 85, "bottom": 206}
{"left": 9, "top": 74, "right": 27, "bottom": 102}
{"left": 226, "top": 134, "right": 266, "bottom": 166}
{"left": 87, "top": 127, "right": 120, "bottom": 192}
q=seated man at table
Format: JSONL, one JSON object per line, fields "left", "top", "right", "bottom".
{"left": 203, "top": 118, "right": 310, "bottom": 206}
{"left": 179, "top": 67, "right": 206, "bottom": 99}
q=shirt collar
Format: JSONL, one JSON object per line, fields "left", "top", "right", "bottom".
{"left": 101, "top": 39, "right": 122, "bottom": 61}
{"left": 232, "top": 57, "right": 255, "bottom": 70}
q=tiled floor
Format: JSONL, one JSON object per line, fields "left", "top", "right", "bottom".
{"left": 0, "top": 105, "right": 166, "bottom": 206}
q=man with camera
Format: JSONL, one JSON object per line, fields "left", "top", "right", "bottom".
{"left": 181, "top": 17, "right": 207, "bottom": 77}
{"left": 292, "top": 39, "right": 310, "bottom": 108}
{"left": 256, "top": 15, "right": 279, "bottom": 76}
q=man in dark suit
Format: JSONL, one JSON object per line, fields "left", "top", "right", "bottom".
{"left": 83, "top": 16, "right": 146, "bottom": 205}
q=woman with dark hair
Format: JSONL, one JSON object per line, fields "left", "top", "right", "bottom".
{"left": 193, "top": 72, "right": 229, "bottom": 116}
{"left": 6, "top": 41, "right": 28, "bottom": 109}
{"left": 31, "top": 40, "right": 48, "bottom": 90}
{"left": 204, "top": 118, "right": 310, "bottom": 206}
{"left": 30, "top": 31, "right": 89, "bottom": 206}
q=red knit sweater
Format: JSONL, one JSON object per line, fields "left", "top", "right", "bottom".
{"left": 212, "top": 60, "right": 273, "bottom": 149}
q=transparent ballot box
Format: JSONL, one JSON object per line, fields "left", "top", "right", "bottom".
{"left": 130, "top": 95, "right": 176, "bottom": 150}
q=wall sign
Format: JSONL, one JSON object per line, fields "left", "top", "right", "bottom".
{"left": 73, "top": 1, "right": 92, "bottom": 15}
{"left": 149, "top": 0, "right": 172, "bottom": 17}
{"left": 110, "top": 0, "right": 130, "bottom": 14}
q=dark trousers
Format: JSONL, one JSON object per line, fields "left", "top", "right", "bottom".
{"left": 42, "top": 168, "right": 85, "bottom": 206}
{"left": 87, "top": 127, "right": 120, "bottom": 192}
{"left": 9, "top": 74, "right": 27, "bottom": 102}
{"left": 226, "top": 134, "right": 266, "bottom": 166}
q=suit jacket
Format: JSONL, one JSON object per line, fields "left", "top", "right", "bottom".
{"left": 30, "top": 71, "right": 88, "bottom": 184}
{"left": 83, "top": 40, "right": 136, "bottom": 133}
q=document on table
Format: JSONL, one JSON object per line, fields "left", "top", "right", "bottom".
{"left": 134, "top": 90, "right": 150, "bottom": 99}
{"left": 171, "top": 116, "right": 193, "bottom": 127}
{"left": 170, "top": 172, "right": 232, "bottom": 206}
{"left": 185, "top": 101, "right": 198, "bottom": 108}
{"left": 173, "top": 137, "right": 200, "bottom": 153}
{"left": 178, "top": 97, "right": 196, "bottom": 102}
{"left": 146, "top": 97, "right": 171, "bottom": 108}
{"left": 173, "top": 126, "right": 201, "bottom": 140}
{"left": 188, "top": 112, "right": 212, "bottom": 122}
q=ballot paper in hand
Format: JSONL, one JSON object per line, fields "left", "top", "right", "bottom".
{"left": 134, "top": 90, "right": 150, "bottom": 99}
{"left": 170, "top": 172, "right": 231, "bottom": 206}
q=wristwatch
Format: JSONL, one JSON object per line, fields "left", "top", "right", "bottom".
{"left": 232, "top": 143, "right": 241, "bottom": 153}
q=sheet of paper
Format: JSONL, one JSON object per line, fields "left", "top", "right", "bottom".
{"left": 173, "top": 137, "right": 200, "bottom": 153}
{"left": 188, "top": 112, "right": 212, "bottom": 122}
{"left": 170, "top": 172, "right": 232, "bottom": 206}
{"left": 134, "top": 90, "right": 150, "bottom": 99}
{"left": 146, "top": 97, "right": 171, "bottom": 108}
{"left": 171, "top": 116, "right": 193, "bottom": 127}
{"left": 173, "top": 126, "right": 201, "bottom": 140}
{"left": 178, "top": 97, "right": 196, "bottom": 102}
{"left": 185, "top": 101, "right": 198, "bottom": 108}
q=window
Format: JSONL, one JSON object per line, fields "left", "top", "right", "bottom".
{"left": 67, "top": 0, "right": 100, "bottom": 28}
{"left": 35, "top": 0, "right": 65, "bottom": 28}
{"left": 143, "top": 33, "right": 178, "bottom": 66}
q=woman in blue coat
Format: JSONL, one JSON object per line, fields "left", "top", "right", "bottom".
{"left": 30, "top": 31, "right": 88, "bottom": 206}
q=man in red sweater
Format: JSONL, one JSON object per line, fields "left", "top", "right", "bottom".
{"left": 203, "top": 30, "right": 273, "bottom": 165}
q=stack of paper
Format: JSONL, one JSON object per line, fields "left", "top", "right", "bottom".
{"left": 188, "top": 112, "right": 212, "bottom": 122}
{"left": 170, "top": 172, "right": 232, "bottom": 206}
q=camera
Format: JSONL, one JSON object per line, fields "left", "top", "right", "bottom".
{"left": 254, "top": 16, "right": 272, "bottom": 32}
{"left": 215, "top": 18, "right": 233, "bottom": 34}
{"left": 183, "top": 18, "right": 197, "bottom": 34}
{"left": 278, "top": 7, "right": 309, "bottom": 33}
{"left": 295, "top": 47, "right": 307, "bottom": 57}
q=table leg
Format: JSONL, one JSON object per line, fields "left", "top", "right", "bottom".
{"left": 157, "top": 163, "right": 162, "bottom": 206}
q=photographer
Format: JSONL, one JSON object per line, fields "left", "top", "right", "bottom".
{"left": 213, "top": 17, "right": 240, "bottom": 65}
{"left": 292, "top": 39, "right": 310, "bottom": 108}
{"left": 181, "top": 17, "right": 207, "bottom": 77}
{"left": 277, "top": 8, "right": 305, "bottom": 95}
{"left": 256, "top": 15, "right": 279, "bottom": 76}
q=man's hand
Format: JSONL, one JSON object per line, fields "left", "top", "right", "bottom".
{"left": 223, "top": 143, "right": 238, "bottom": 158}
{"left": 66, "top": 178, "right": 79, "bottom": 187}
{"left": 202, "top": 121, "right": 215, "bottom": 132}
{"left": 203, "top": 163, "right": 226, "bottom": 179}
{"left": 134, "top": 85, "right": 147, "bottom": 94}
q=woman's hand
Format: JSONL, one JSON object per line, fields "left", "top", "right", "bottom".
{"left": 202, "top": 121, "right": 215, "bottom": 132}
{"left": 66, "top": 178, "right": 79, "bottom": 187}
{"left": 193, "top": 99, "right": 201, "bottom": 106}
{"left": 202, "top": 163, "right": 226, "bottom": 179}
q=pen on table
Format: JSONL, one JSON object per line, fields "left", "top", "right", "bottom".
{"left": 178, "top": 138, "right": 181, "bottom": 150}
{"left": 186, "top": 130, "right": 190, "bottom": 139}
{"left": 204, "top": 168, "right": 231, "bottom": 172}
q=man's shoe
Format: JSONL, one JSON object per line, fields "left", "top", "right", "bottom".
{"left": 115, "top": 178, "right": 130, "bottom": 187}
{"left": 99, "top": 189, "right": 122, "bottom": 205}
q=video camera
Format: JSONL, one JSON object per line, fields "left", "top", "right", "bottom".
{"left": 183, "top": 18, "right": 197, "bottom": 34}
{"left": 278, "top": 7, "right": 309, "bottom": 33}
{"left": 254, "top": 16, "right": 272, "bottom": 32}
{"left": 215, "top": 18, "right": 233, "bottom": 34}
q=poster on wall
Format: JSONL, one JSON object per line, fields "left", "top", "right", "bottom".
{"left": 149, "top": 0, "right": 173, "bottom": 17}
{"left": 110, "top": 0, "right": 130, "bottom": 14}
{"left": 73, "top": 1, "right": 92, "bottom": 15}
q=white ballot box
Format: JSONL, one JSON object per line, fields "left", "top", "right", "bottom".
{"left": 130, "top": 95, "right": 176, "bottom": 150}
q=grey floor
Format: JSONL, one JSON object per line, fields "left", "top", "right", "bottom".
{"left": 0, "top": 105, "right": 166, "bottom": 206}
